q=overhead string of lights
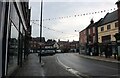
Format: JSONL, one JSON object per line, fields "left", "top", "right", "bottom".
{"left": 31, "top": 8, "right": 116, "bottom": 21}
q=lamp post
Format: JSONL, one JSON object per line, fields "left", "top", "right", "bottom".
{"left": 115, "top": 0, "right": 120, "bottom": 61}
{"left": 39, "top": 0, "right": 43, "bottom": 63}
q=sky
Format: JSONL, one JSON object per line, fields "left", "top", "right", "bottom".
{"left": 30, "top": 0, "right": 118, "bottom": 41}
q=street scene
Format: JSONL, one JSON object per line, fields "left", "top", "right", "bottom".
{"left": 0, "top": 0, "right": 120, "bottom": 78}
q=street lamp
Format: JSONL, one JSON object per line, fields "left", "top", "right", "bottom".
{"left": 39, "top": 0, "right": 43, "bottom": 63}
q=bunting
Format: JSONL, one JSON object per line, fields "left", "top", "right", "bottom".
{"left": 31, "top": 8, "right": 116, "bottom": 21}
{"left": 32, "top": 21, "right": 78, "bottom": 36}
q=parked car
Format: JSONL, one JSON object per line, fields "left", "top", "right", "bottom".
{"left": 56, "top": 49, "right": 62, "bottom": 53}
{"left": 41, "top": 50, "right": 55, "bottom": 56}
{"left": 46, "top": 50, "right": 56, "bottom": 55}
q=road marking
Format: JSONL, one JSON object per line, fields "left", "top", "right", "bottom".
{"left": 56, "top": 56, "right": 89, "bottom": 78}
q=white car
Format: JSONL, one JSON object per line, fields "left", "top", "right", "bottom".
{"left": 56, "top": 50, "right": 61, "bottom": 53}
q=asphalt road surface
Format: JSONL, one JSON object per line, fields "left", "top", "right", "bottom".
{"left": 56, "top": 53, "right": 120, "bottom": 78}
{"left": 41, "top": 54, "right": 79, "bottom": 78}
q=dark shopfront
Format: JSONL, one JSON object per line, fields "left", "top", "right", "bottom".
{"left": 87, "top": 43, "right": 99, "bottom": 56}
{"left": 0, "top": 2, "right": 31, "bottom": 77}
{"left": 98, "top": 42, "right": 117, "bottom": 58}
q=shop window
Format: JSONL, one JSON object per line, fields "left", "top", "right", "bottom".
{"left": 102, "top": 35, "right": 111, "bottom": 42}
{"left": 22, "top": 30, "right": 25, "bottom": 60}
{"left": 0, "top": 1, "right": 2, "bottom": 26}
{"left": 7, "top": 22, "right": 19, "bottom": 74}
{"left": 10, "top": 3, "right": 19, "bottom": 30}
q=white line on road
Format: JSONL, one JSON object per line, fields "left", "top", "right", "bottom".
{"left": 56, "top": 56, "right": 89, "bottom": 78}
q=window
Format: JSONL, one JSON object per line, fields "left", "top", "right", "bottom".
{"left": 93, "top": 27, "right": 95, "bottom": 33}
{"left": 107, "top": 25, "right": 111, "bottom": 30}
{"left": 101, "top": 27, "right": 104, "bottom": 31}
{"left": 93, "top": 36, "right": 95, "bottom": 42}
{"left": 102, "top": 35, "right": 111, "bottom": 42}
{"left": 84, "top": 30, "right": 86, "bottom": 35}
{"left": 89, "top": 29, "right": 90, "bottom": 34}
{"left": 0, "top": 2, "right": 2, "bottom": 27}
{"left": 115, "top": 22, "right": 118, "bottom": 28}
{"left": 8, "top": 22, "right": 19, "bottom": 74}
{"left": 10, "top": 3, "right": 19, "bottom": 30}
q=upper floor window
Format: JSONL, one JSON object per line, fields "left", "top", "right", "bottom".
{"left": 89, "top": 29, "right": 90, "bottom": 34}
{"left": 93, "top": 36, "right": 95, "bottom": 43}
{"left": 93, "top": 27, "right": 95, "bottom": 33}
{"left": 115, "top": 22, "right": 118, "bottom": 28}
{"left": 107, "top": 25, "right": 111, "bottom": 30}
{"left": 101, "top": 27, "right": 104, "bottom": 31}
{"left": 84, "top": 30, "right": 86, "bottom": 35}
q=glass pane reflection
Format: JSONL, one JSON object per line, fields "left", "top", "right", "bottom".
{"left": 8, "top": 22, "right": 18, "bottom": 74}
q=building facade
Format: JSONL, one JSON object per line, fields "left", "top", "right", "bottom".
{"left": 69, "top": 41, "right": 79, "bottom": 52}
{"left": 86, "top": 19, "right": 103, "bottom": 56}
{"left": 0, "top": 1, "right": 31, "bottom": 77}
{"left": 79, "top": 29, "right": 87, "bottom": 54}
{"left": 98, "top": 10, "right": 118, "bottom": 57}
{"left": 30, "top": 37, "right": 45, "bottom": 53}
{"left": 58, "top": 40, "right": 70, "bottom": 53}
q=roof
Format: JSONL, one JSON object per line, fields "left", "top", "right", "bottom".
{"left": 85, "top": 18, "right": 103, "bottom": 29}
{"left": 93, "top": 18, "right": 103, "bottom": 26}
{"left": 99, "top": 10, "right": 118, "bottom": 26}
{"left": 32, "top": 37, "right": 45, "bottom": 42}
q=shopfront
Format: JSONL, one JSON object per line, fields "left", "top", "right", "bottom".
{"left": 7, "top": 2, "right": 29, "bottom": 76}
{"left": 0, "top": 2, "right": 31, "bottom": 77}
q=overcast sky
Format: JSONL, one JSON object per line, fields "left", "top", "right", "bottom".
{"left": 30, "top": 0, "right": 118, "bottom": 41}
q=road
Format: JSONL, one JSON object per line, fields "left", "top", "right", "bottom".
{"left": 41, "top": 54, "right": 79, "bottom": 78}
{"left": 13, "top": 53, "right": 119, "bottom": 78}
{"left": 56, "top": 53, "right": 120, "bottom": 78}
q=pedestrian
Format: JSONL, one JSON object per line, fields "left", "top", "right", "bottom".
{"left": 107, "top": 48, "right": 111, "bottom": 58}
{"left": 105, "top": 45, "right": 108, "bottom": 58}
{"left": 113, "top": 52, "right": 117, "bottom": 59}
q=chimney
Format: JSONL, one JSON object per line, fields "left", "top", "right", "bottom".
{"left": 90, "top": 18, "right": 94, "bottom": 24}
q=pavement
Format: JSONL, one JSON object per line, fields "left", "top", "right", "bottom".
{"left": 10, "top": 53, "right": 45, "bottom": 77}
{"left": 77, "top": 53, "right": 120, "bottom": 64}
{"left": 9, "top": 53, "right": 79, "bottom": 78}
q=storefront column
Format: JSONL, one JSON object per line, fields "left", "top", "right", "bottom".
{"left": 2, "top": 2, "right": 10, "bottom": 77}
